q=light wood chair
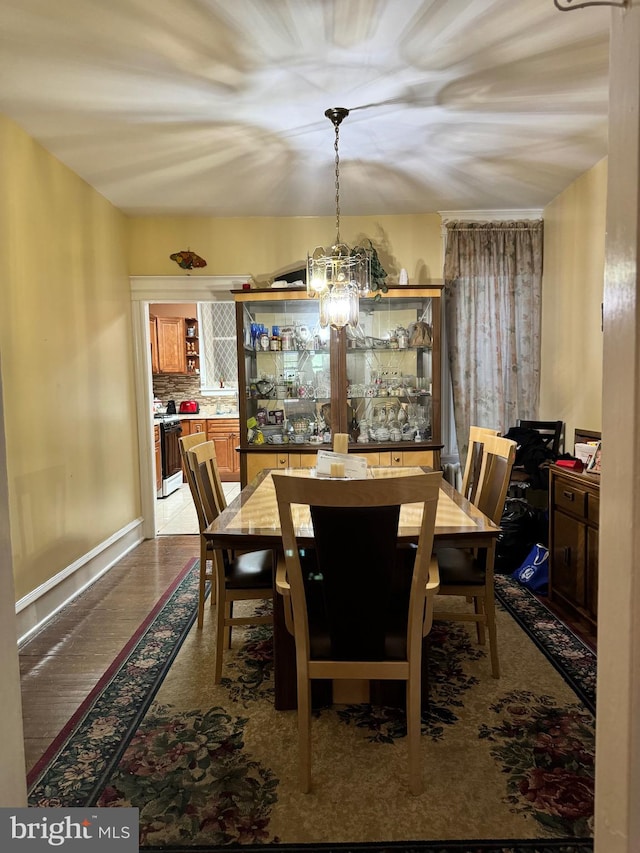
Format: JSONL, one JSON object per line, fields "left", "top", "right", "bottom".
{"left": 434, "top": 434, "right": 516, "bottom": 679}
{"left": 460, "top": 426, "right": 499, "bottom": 502}
{"left": 273, "top": 471, "right": 441, "bottom": 796}
{"left": 179, "top": 432, "right": 213, "bottom": 624}
{"left": 187, "top": 441, "right": 273, "bottom": 682}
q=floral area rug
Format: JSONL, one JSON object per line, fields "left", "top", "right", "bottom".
{"left": 28, "top": 564, "right": 595, "bottom": 853}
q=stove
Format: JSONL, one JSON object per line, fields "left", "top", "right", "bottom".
{"left": 156, "top": 416, "right": 183, "bottom": 497}
{"left": 154, "top": 414, "right": 180, "bottom": 424}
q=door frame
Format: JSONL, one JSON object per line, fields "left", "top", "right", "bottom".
{"left": 130, "top": 275, "right": 249, "bottom": 539}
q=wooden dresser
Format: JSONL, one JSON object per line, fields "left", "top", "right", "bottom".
{"left": 548, "top": 464, "right": 600, "bottom": 630}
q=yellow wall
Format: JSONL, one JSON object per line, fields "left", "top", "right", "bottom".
{"left": 541, "top": 158, "right": 607, "bottom": 448}
{"left": 0, "top": 116, "right": 140, "bottom": 600}
{"left": 127, "top": 214, "right": 444, "bottom": 284}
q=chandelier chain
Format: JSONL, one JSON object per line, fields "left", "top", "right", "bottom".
{"left": 334, "top": 122, "right": 341, "bottom": 243}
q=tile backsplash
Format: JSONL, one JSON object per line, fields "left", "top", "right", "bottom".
{"left": 152, "top": 375, "right": 238, "bottom": 415}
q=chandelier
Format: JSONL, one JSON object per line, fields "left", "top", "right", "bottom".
{"left": 307, "top": 107, "right": 370, "bottom": 330}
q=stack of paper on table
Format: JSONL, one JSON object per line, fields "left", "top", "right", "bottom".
{"left": 316, "top": 450, "right": 368, "bottom": 479}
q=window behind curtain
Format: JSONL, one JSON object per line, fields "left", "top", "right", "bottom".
{"left": 444, "top": 220, "right": 544, "bottom": 467}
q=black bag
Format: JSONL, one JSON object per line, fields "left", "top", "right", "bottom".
{"left": 495, "top": 498, "right": 548, "bottom": 575}
{"left": 503, "top": 426, "right": 556, "bottom": 490}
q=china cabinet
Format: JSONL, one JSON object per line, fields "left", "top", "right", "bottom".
{"left": 233, "top": 285, "right": 443, "bottom": 486}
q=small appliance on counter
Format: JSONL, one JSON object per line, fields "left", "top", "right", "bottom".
{"left": 165, "top": 400, "right": 177, "bottom": 415}
{"left": 179, "top": 400, "right": 199, "bottom": 414}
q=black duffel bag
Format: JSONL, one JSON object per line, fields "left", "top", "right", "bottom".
{"left": 495, "top": 497, "right": 548, "bottom": 575}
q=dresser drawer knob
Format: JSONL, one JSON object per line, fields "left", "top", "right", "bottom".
{"left": 393, "top": 456, "right": 401, "bottom": 463}
{"left": 562, "top": 490, "right": 575, "bottom": 501}
{"left": 563, "top": 546, "right": 571, "bottom": 565}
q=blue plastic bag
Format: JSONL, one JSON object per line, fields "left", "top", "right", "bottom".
{"left": 511, "top": 543, "right": 549, "bottom": 593}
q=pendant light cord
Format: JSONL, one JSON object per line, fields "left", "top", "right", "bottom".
{"left": 334, "top": 121, "right": 341, "bottom": 244}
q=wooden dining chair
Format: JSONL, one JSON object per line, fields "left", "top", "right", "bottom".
{"left": 187, "top": 441, "right": 273, "bottom": 681}
{"left": 178, "top": 432, "right": 213, "bottom": 621}
{"left": 460, "top": 425, "right": 499, "bottom": 502}
{"left": 434, "top": 434, "right": 516, "bottom": 679}
{"left": 273, "top": 471, "right": 441, "bottom": 796}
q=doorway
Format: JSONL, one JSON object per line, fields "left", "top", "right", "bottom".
{"left": 131, "top": 275, "right": 249, "bottom": 540}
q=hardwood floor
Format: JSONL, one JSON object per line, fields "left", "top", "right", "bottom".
{"left": 19, "top": 534, "right": 198, "bottom": 774}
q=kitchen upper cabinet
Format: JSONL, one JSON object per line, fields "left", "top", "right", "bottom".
{"left": 152, "top": 316, "right": 187, "bottom": 374}
{"left": 150, "top": 318, "right": 159, "bottom": 374}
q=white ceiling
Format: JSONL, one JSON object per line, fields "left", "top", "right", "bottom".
{"left": 0, "top": 0, "right": 611, "bottom": 217}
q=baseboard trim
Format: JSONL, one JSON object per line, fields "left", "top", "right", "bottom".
{"left": 16, "top": 519, "right": 144, "bottom": 645}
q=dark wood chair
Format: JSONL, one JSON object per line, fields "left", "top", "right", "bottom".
{"left": 273, "top": 471, "right": 442, "bottom": 796}
{"left": 516, "top": 419, "right": 564, "bottom": 456}
{"left": 507, "top": 419, "right": 564, "bottom": 498}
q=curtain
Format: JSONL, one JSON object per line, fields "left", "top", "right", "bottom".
{"left": 444, "top": 220, "right": 543, "bottom": 463}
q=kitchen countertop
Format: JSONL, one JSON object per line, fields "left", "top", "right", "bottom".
{"left": 174, "top": 412, "right": 239, "bottom": 419}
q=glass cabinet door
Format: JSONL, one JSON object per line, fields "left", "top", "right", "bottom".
{"left": 345, "top": 291, "right": 440, "bottom": 446}
{"left": 239, "top": 295, "right": 332, "bottom": 447}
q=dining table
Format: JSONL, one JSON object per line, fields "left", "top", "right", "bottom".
{"left": 203, "top": 466, "right": 501, "bottom": 710}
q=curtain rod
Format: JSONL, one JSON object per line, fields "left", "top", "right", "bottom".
{"left": 446, "top": 221, "right": 542, "bottom": 231}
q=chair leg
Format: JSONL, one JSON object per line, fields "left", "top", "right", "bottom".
{"left": 223, "top": 601, "right": 232, "bottom": 649}
{"left": 406, "top": 670, "right": 422, "bottom": 796}
{"left": 298, "top": 671, "right": 312, "bottom": 793}
{"left": 213, "top": 553, "right": 227, "bottom": 684}
{"left": 474, "top": 597, "right": 486, "bottom": 645}
{"left": 485, "top": 595, "right": 500, "bottom": 678}
{"left": 197, "top": 541, "right": 208, "bottom": 629}
{"left": 209, "top": 556, "right": 216, "bottom": 607}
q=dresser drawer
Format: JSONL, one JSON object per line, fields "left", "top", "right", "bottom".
{"left": 554, "top": 480, "right": 587, "bottom": 518}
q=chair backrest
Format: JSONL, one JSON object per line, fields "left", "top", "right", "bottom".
{"left": 474, "top": 434, "right": 517, "bottom": 525}
{"left": 273, "top": 472, "right": 441, "bottom": 661}
{"left": 516, "top": 419, "right": 564, "bottom": 456}
{"left": 186, "top": 440, "right": 226, "bottom": 529}
{"left": 179, "top": 432, "right": 209, "bottom": 528}
{"left": 461, "top": 426, "right": 499, "bottom": 501}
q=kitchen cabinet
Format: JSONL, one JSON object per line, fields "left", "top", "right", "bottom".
{"left": 179, "top": 418, "right": 238, "bottom": 480}
{"left": 185, "top": 317, "right": 199, "bottom": 375}
{"left": 150, "top": 318, "right": 159, "bottom": 374}
{"left": 207, "top": 418, "right": 240, "bottom": 482}
{"left": 233, "top": 285, "right": 443, "bottom": 486}
{"left": 548, "top": 465, "right": 600, "bottom": 630}
{"left": 151, "top": 316, "right": 187, "bottom": 374}
{"left": 154, "top": 424, "right": 161, "bottom": 492}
